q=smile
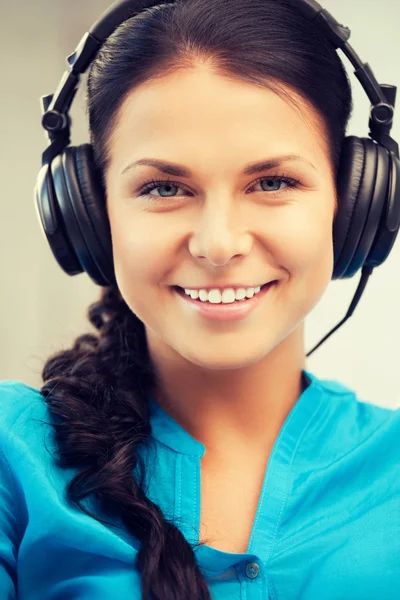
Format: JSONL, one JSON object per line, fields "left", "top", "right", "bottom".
{"left": 173, "top": 281, "right": 277, "bottom": 322}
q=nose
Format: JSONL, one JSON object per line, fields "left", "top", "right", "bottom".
{"left": 188, "top": 202, "right": 253, "bottom": 267}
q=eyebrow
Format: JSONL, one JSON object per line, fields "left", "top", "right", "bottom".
{"left": 120, "top": 154, "right": 316, "bottom": 178}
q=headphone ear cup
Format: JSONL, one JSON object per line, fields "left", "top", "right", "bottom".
{"left": 333, "top": 135, "right": 400, "bottom": 280}
{"left": 46, "top": 145, "right": 116, "bottom": 287}
{"left": 333, "top": 136, "right": 389, "bottom": 280}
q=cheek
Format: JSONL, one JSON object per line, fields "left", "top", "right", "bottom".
{"left": 108, "top": 212, "right": 176, "bottom": 288}
{"left": 271, "top": 209, "right": 334, "bottom": 320}
{"left": 275, "top": 207, "right": 334, "bottom": 270}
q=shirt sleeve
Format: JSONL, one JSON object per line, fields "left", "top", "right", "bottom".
{"left": 0, "top": 446, "right": 19, "bottom": 599}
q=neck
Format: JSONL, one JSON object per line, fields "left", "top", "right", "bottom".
{"left": 148, "top": 327, "right": 307, "bottom": 456}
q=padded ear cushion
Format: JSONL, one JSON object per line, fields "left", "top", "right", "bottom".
{"left": 333, "top": 136, "right": 365, "bottom": 271}
{"left": 63, "top": 144, "right": 116, "bottom": 286}
{"left": 333, "top": 136, "right": 386, "bottom": 279}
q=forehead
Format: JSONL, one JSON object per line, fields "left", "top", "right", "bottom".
{"left": 108, "top": 66, "right": 328, "bottom": 172}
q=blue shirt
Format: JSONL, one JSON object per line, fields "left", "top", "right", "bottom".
{"left": 0, "top": 369, "right": 399, "bottom": 599}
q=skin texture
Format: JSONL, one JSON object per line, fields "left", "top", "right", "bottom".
{"left": 104, "top": 65, "right": 337, "bottom": 462}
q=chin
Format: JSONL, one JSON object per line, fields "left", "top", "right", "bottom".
{"left": 176, "top": 340, "right": 277, "bottom": 371}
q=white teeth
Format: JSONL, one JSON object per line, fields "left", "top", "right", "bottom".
{"left": 183, "top": 285, "right": 262, "bottom": 304}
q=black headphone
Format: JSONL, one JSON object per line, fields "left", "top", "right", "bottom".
{"left": 34, "top": 0, "right": 400, "bottom": 357}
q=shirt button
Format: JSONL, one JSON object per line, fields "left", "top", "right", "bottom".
{"left": 245, "top": 562, "right": 260, "bottom": 579}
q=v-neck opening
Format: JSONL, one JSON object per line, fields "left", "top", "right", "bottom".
{"left": 192, "top": 369, "right": 325, "bottom": 574}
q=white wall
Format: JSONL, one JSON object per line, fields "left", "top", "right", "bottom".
{"left": 1, "top": 0, "right": 399, "bottom": 408}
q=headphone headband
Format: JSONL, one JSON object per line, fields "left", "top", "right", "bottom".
{"left": 40, "top": 0, "right": 398, "bottom": 169}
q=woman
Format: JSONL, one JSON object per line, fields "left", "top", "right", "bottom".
{"left": 1, "top": 0, "right": 399, "bottom": 598}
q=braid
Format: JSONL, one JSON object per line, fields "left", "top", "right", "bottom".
{"left": 40, "top": 286, "right": 212, "bottom": 599}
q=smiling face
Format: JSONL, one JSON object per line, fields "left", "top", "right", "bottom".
{"left": 104, "top": 65, "right": 337, "bottom": 374}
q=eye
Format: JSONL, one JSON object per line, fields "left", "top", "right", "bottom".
{"left": 138, "top": 178, "right": 185, "bottom": 200}
{"left": 250, "top": 174, "right": 300, "bottom": 194}
{"left": 138, "top": 179, "right": 190, "bottom": 202}
{"left": 136, "top": 173, "right": 300, "bottom": 202}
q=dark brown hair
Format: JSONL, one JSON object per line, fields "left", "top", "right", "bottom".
{"left": 40, "top": 1, "right": 353, "bottom": 598}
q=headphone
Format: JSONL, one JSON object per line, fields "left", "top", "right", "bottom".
{"left": 34, "top": 0, "right": 400, "bottom": 357}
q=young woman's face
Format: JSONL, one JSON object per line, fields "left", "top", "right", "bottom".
{"left": 105, "top": 66, "right": 337, "bottom": 371}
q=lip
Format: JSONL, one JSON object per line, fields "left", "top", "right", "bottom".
{"left": 176, "top": 282, "right": 269, "bottom": 292}
{"left": 173, "top": 281, "right": 276, "bottom": 322}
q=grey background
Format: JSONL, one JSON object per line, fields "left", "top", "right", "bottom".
{"left": 1, "top": 0, "right": 399, "bottom": 407}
